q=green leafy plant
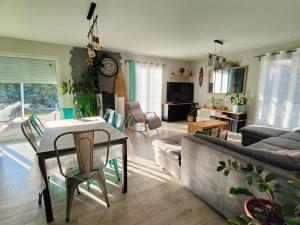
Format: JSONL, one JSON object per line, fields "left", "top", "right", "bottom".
{"left": 217, "top": 159, "right": 281, "bottom": 224}
{"left": 59, "top": 69, "right": 99, "bottom": 118}
{"left": 217, "top": 160, "right": 300, "bottom": 225}
{"left": 227, "top": 93, "right": 248, "bottom": 105}
{"left": 188, "top": 103, "right": 197, "bottom": 117}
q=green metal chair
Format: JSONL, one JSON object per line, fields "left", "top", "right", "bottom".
{"left": 103, "top": 109, "right": 125, "bottom": 181}
{"left": 29, "top": 114, "right": 45, "bottom": 137}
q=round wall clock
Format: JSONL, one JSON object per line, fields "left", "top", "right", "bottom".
{"left": 100, "top": 56, "right": 119, "bottom": 77}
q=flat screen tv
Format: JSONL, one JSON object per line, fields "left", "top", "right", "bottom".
{"left": 167, "top": 82, "right": 194, "bottom": 103}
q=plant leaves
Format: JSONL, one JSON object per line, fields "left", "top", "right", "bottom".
{"left": 258, "top": 184, "right": 268, "bottom": 192}
{"left": 230, "top": 187, "right": 253, "bottom": 196}
{"left": 265, "top": 173, "right": 276, "bottom": 183}
{"left": 219, "top": 161, "right": 226, "bottom": 166}
{"left": 224, "top": 169, "right": 230, "bottom": 176}
{"left": 245, "top": 174, "right": 253, "bottom": 185}
{"left": 217, "top": 166, "right": 225, "bottom": 172}
{"left": 288, "top": 192, "right": 300, "bottom": 203}
{"left": 232, "top": 161, "right": 238, "bottom": 170}
{"left": 256, "top": 165, "right": 264, "bottom": 174}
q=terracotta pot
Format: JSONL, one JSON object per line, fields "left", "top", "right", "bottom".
{"left": 244, "top": 198, "right": 282, "bottom": 225}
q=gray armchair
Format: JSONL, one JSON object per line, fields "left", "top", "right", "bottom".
{"left": 126, "top": 102, "right": 161, "bottom": 132}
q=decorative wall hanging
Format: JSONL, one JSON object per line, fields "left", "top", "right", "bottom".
{"left": 199, "top": 67, "right": 203, "bottom": 87}
{"left": 99, "top": 55, "right": 119, "bottom": 77}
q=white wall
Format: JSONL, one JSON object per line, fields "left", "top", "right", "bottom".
{"left": 192, "top": 40, "right": 300, "bottom": 124}
{"left": 0, "top": 36, "right": 73, "bottom": 107}
{"left": 121, "top": 52, "right": 193, "bottom": 103}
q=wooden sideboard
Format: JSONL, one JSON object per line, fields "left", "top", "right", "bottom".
{"left": 197, "top": 107, "right": 247, "bottom": 133}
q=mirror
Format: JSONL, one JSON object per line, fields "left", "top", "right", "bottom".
{"left": 208, "top": 66, "right": 248, "bottom": 94}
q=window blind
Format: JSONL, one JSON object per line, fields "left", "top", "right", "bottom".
{"left": 0, "top": 56, "right": 57, "bottom": 84}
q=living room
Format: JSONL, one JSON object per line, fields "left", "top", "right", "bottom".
{"left": 0, "top": 0, "right": 300, "bottom": 225}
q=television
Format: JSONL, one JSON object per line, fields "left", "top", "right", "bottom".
{"left": 167, "top": 82, "right": 194, "bottom": 103}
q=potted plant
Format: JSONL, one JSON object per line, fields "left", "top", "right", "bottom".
{"left": 217, "top": 160, "right": 300, "bottom": 225}
{"left": 228, "top": 93, "right": 248, "bottom": 113}
{"left": 59, "top": 69, "right": 99, "bottom": 118}
{"left": 217, "top": 159, "right": 282, "bottom": 224}
{"left": 187, "top": 103, "right": 197, "bottom": 122}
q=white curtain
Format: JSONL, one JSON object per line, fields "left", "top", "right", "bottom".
{"left": 135, "top": 62, "right": 163, "bottom": 117}
{"left": 255, "top": 49, "right": 300, "bottom": 129}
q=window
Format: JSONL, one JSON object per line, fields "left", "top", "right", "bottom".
{"left": 255, "top": 50, "right": 300, "bottom": 129}
{"left": 0, "top": 55, "right": 58, "bottom": 117}
{"left": 135, "top": 63, "right": 163, "bottom": 117}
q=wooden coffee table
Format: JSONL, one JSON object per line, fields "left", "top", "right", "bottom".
{"left": 187, "top": 119, "right": 229, "bottom": 133}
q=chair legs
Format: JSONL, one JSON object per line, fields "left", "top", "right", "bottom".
{"left": 109, "top": 159, "right": 120, "bottom": 181}
{"left": 95, "top": 171, "right": 110, "bottom": 207}
{"left": 66, "top": 178, "right": 78, "bottom": 223}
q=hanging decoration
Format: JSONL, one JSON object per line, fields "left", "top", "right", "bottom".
{"left": 86, "top": 2, "right": 102, "bottom": 65}
{"left": 207, "top": 40, "right": 226, "bottom": 70}
{"left": 199, "top": 67, "right": 203, "bottom": 87}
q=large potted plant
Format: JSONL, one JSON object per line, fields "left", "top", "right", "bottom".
{"left": 228, "top": 93, "right": 248, "bottom": 113}
{"left": 217, "top": 160, "right": 300, "bottom": 225}
{"left": 60, "top": 69, "right": 99, "bottom": 118}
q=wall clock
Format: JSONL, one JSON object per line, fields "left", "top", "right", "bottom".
{"left": 100, "top": 56, "right": 119, "bottom": 77}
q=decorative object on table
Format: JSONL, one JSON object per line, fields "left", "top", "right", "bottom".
{"left": 199, "top": 67, "right": 203, "bottom": 87}
{"left": 217, "top": 160, "right": 300, "bottom": 225}
{"left": 228, "top": 93, "right": 248, "bottom": 113}
{"left": 126, "top": 101, "right": 161, "bottom": 132}
{"left": 60, "top": 68, "right": 99, "bottom": 118}
{"left": 187, "top": 103, "right": 197, "bottom": 122}
{"left": 179, "top": 67, "right": 185, "bottom": 74}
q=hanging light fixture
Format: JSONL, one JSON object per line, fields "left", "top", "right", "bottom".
{"left": 86, "top": 2, "right": 102, "bottom": 65}
{"left": 207, "top": 40, "right": 226, "bottom": 70}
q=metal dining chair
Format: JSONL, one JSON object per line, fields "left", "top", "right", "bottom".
{"left": 54, "top": 129, "right": 111, "bottom": 222}
{"left": 21, "top": 120, "right": 44, "bottom": 205}
{"left": 29, "top": 114, "right": 45, "bottom": 137}
{"left": 103, "top": 109, "right": 125, "bottom": 181}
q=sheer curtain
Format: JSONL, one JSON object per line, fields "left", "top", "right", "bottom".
{"left": 255, "top": 49, "right": 300, "bottom": 129}
{"left": 135, "top": 62, "right": 163, "bottom": 117}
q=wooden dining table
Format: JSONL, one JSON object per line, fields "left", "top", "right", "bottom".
{"left": 36, "top": 117, "right": 128, "bottom": 223}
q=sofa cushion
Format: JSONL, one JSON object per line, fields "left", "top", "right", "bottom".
{"left": 192, "top": 133, "right": 300, "bottom": 171}
{"left": 261, "top": 137, "right": 300, "bottom": 150}
{"left": 240, "top": 125, "right": 288, "bottom": 138}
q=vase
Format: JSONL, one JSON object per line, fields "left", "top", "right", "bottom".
{"left": 232, "top": 104, "right": 246, "bottom": 113}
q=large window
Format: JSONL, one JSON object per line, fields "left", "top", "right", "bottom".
{"left": 0, "top": 55, "right": 58, "bottom": 117}
{"left": 255, "top": 50, "right": 300, "bottom": 129}
{"left": 135, "top": 63, "right": 163, "bottom": 117}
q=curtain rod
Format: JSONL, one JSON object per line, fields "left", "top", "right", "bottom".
{"left": 255, "top": 49, "right": 297, "bottom": 60}
{"left": 125, "top": 59, "right": 166, "bottom": 67}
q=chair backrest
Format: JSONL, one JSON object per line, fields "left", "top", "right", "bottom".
{"left": 54, "top": 129, "right": 111, "bottom": 178}
{"left": 126, "top": 102, "right": 144, "bottom": 123}
{"left": 113, "top": 112, "right": 125, "bottom": 132}
{"left": 21, "top": 120, "right": 39, "bottom": 152}
{"left": 29, "top": 114, "right": 45, "bottom": 137}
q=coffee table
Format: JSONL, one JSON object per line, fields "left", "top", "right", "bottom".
{"left": 187, "top": 119, "right": 229, "bottom": 134}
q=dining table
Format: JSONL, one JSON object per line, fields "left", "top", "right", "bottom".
{"left": 34, "top": 117, "right": 128, "bottom": 223}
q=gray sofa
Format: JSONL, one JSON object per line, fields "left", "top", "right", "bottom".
{"left": 153, "top": 127, "right": 300, "bottom": 219}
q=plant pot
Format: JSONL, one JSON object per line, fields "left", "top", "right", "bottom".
{"left": 244, "top": 198, "right": 282, "bottom": 225}
{"left": 187, "top": 115, "right": 195, "bottom": 122}
{"left": 232, "top": 104, "right": 246, "bottom": 113}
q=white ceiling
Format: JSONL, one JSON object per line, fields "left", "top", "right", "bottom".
{"left": 1, "top": 0, "right": 300, "bottom": 60}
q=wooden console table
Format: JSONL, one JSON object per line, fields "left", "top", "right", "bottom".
{"left": 197, "top": 107, "right": 247, "bottom": 133}
{"left": 187, "top": 120, "right": 229, "bottom": 134}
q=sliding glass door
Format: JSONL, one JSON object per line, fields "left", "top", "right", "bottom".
{"left": 135, "top": 63, "right": 163, "bottom": 117}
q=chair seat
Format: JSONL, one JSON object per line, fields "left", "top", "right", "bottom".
{"left": 66, "top": 162, "right": 105, "bottom": 178}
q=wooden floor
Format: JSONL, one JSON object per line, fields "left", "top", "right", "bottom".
{"left": 0, "top": 124, "right": 228, "bottom": 225}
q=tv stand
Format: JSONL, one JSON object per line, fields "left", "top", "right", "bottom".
{"left": 162, "top": 102, "right": 193, "bottom": 122}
